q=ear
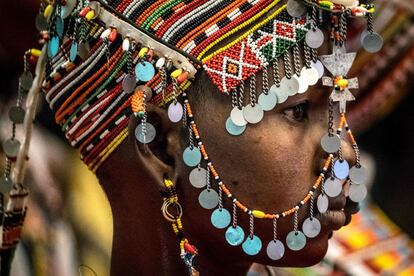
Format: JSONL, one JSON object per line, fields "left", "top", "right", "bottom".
{"left": 128, "top": 102, "right": 183, "bottom": 192}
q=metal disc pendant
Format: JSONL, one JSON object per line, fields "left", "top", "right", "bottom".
{"left": 77, "top": 42, "right": 90, "bottom": 60}
{"left": 0, "top": 176, "right": 13, "bottom": 194}
{"left": 243, "top": 104, "right": 264, "bottom": 124}
{"left": 349, "top": 165, "right": 368, "bottom": 184}
{"left": 305, "top": 28, "right": 324, "bottom": 49}
{"left": 168, "top": 102, "right": 184, "bottom": 123}
{"left": 294, "top": 74, "right": 309, "bottom": 94}
{"left": 69, "top": 42, "right": 78, "bottom": 62}
{"left": 230, "top": 107, "right": 247, "bottom": 127}
{"left": 211, "top": 208, "right": 231, "bottom": 229}
{"left": 321, "top": 134, "right": 341, "bottom": 153}
{"left": 2, "top": 139, "right": 21, "bottom": 158}
{"left": 198, "top": 189, "right": 219, "bottom": 210}
{"left": 258, "top": 93, "right": 277, "bottom": 111}
{"left": 242, "top": 235, "right": 262, "bottom": 256}
{"left": 189, "top": 167, "right": 207, "bottom": 188}
{"left": 135, "top": 123, "right": 156, "bottom": 144}
{"left": 287, "top": 0, "right": 306, "bottom": 18}
{"left": 266, "top": 240, "right": 285, "bottom": 260}
{"left": 60, "top": 0, "right": 77, "bottom": 18}
{"left": 122, "top": 74, "right": 136, "bottom": 94}
{"left": 35, "top": 13, "right": 48, "bottom": 31}
{"left": 324, "top": 177, "right": 343, "bottom": 198}
{"left": 49, "top": 36, "right": 60, "bottom": 58}
{"left": 317, "top": 194, "right": 329, "bottom": 213}
{"left": 56, "top": 16, "right": 64, "bottom": 37}
{"left": 362, "top": 32, "right": 383, "bottom": 53}
{"left": 286, "top": 231, "right": 306, "bottom": 251}
{"left": 20, "top": 71, "right": 33, "bottom": 91}
{"left": 136, "top": 85, "right": 153, "bottom": 101}
{"left": 281, "top": 76, "right": 299, "bottom": 96}
{"left": 349, "top": 184, "right": 367, "bottom": 203}
{"left": 270, "top": 84, "right": 289, "bottom": 104}
{"left": 302, "top": 217, "right": 321, "bottom": 238}
{"left": 135, "top": 61, "right": 155, "bottom": 82}
{"left": 311, "top": 60, "right": 324, "bottom": 79}
{"left": 301, "top": 67, "right": 319, "bottom": 86}
{"left": 333, "top": 160, "right": 350, "bottom": 180}
{"left": 225, "top": 226, "right": 245, "bottom": 246}
{"left": 9, "top": 106, "right": 25, "bottom": 124}
{"left": 226, "top": 117, "right": 246, "bottom": 136}
{"left": 183, "top": 147, "right": 202, "bottom": 167}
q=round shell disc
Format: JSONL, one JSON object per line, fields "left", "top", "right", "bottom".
{"left": 230, "top": 107, "right": 247, "bottom": 127}
{"left": 69, "top": 42, "right": 78, "bottom": 62}
{"left": 49, "top": 36, "right": 60, "bottom": 58}
{"left": 189, "top": 167, "right": 207, "bottom": 188}
{"left": 281, "top": 76, "right": 299, "bottom": 96}
{"left": 362, "top": 32, "right": 383, "bottom": 53}
{"left": 198, "top": 189, "right": 219, "bottom": 210}
{"left": 242, "top": 235, "right": 263, "bottom": 256}
{"left": 243, "top": 104, "right": 264, "bottom": 124}
{"left": 211, "top": 208, "right": 231, "bottom": 229}
{"left": 226, "top": 117, "right": 246, "bottom": 136}
{"left": 56, "top": 16, "right": 64, "bottom": 37}
{"left": 135, "top": 61, "right": 155, "bottom": 82}
{"left": 20, "top": 71, "right": 33, "bottom": 91}
{"left": 258, "top": 92, "right": 277, "bottom": 111}
{"left": 225, "top": 226, "right": 245, "bottom": 246}
{"left": 35, "top": 13, "right": 48, "bottom": 31}
{"left": 2, "top": 139, "right": 21, "bottom": 158}
{"left": 305, "top": 28, "right": 324, "bottom": 49}
{"left": 349, "top": 184, "right": 367, "bottom": 203}
{"left": 301, "top": 67, "right": 319, "bottom": 86}
{"left": 317, "top": 194, "right": 329, "bottom": 213}
{"left": 183, "top": 147, "right": 202, "bottom": 167}
{"left": 324, "top": 177, "right": 343, "bottom": 198}
{"left": 302, "top": 217, "right": 321, "bottom": 238}
{"left": 77, "top": 42, "right": 90, "bottom": 60}
{"left": 135, "top": 85, "right": 153, "bottom": 101}
{"left": 321, "top": 134, "right": 341, "bottom": 153}
{"left": 286, "top": 231, "right": 307, "bottom": 251}
{"left": 311, "top": 60, "right": 325, "bottom": 79}
{"left": 0, "top": 176, "right": 13, "bottom": 194}
{"left": 135, "top": 123, "right": 156, "bottom": 144}
{"left": 287, "top": 0, "right": 306, "bottom": 18}
{"left": 168, "top": 102, "right": 184, "bottom": 123}
{"left": 60, "top": 0, "right": 77, "bottom": 19}
{"left": 270, "top": 83, "right": 289, "bottom": 104}
{"left": 294, "top": 74, "right": 309, "bottom": 94}
{"left": 9, "top": 106, "right": 25, "bottom": 124}
{"left": 349, "top": 165, "right": 368, "bottom": 184}
{"left": 333, "top": 160, "right": 350, "bottom": 180}
{"left": 122, "top": 74, "right": 136, "bottom": 94}
{"left": 266, "top": 240, "right": 285, "bottom": 260}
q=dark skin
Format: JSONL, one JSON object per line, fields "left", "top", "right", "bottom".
{"left": 96, "top": 67, "right": 358, "bottom": 275}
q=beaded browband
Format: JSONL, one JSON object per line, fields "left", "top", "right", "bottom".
{"left": 1, "top": 0, "right": 382, "bottom": 274}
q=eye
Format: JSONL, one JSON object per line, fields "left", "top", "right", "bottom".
{"left": 282, "top": 101, "right": 309, "bottom": 122}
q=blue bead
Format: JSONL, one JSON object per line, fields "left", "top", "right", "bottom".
{"left": 56, "top": 16, "right": 64, "bottom": 37}
{"left": 225, "top": 226, "right": 245, "bottom": 246}
{"left": 69, "top": 42, "right": 78, "bottom": 62}
{"left": 183, "top": 147, "right": 201, "bottom": 167}
{"left": 135, "top": 61, "right": 155, "bottom": 82}
{"left": 211, "top": 208, "right": 231, "bottom": 229}
{"left": 225, "top": 117, "right": 246, "bottom": 136}
{"left": 49, "top": 36, "right": 60, "bottom": 58}
{"left": 242, "top": 235, "right": 262, "bottom": 256}
{"left": 333, "top": 160, "right": 350, "bottom": 180}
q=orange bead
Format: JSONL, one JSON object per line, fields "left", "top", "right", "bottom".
{"left": 79, "top": 7, "right": 91, "bottom": 17}
{"left": 177, "top": 71, "right": 189, "bottom": 83}
{"left": 109, "top": 29, "right": 118, "bottom": 42}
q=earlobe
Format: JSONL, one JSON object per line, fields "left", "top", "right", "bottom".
{"left": 128, "top": 103, "right": 182, "bottom": 191}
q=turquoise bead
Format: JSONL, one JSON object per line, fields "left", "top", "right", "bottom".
{"left": 286, "top": 231, "right": 307, "bottom": 251}
{"left": 183, "top": 147, "right": 201, "bottom": 167}
{"left": 49, "top": 36, "right": 60, "bottom": 58}
{"left": 242, "top": 235, "right": 262, "bottom": 256}
{"left": 211, "top": 208, "right": 231, "bottom": 229}
{"left": 225, "top": 117, "right": 246, "bottom": 136}
{"left": 135, "top": 61, "right": 155, "bottom": 82}
{"left": 69, "top": 42, "right": 78, "bottom": 62}
{"left": 225, "top": 226, "right": 245, "bottom": 246}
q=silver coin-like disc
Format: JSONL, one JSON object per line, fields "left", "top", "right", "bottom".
{"left": 226, "top": 117, "right": 246, "bottom": 136}
{"left": 135, "top": 123, "right": 156, "bottom": 144}
{"left": 321, "top": 133, "right": 341, "bottom": 153}
{"left": 168, "top": 102, "right": 184, "bottom": 123}
{"left": 305, "top": 28, "right": 324, "bottom": 49}
{"left": 266, "top": 240, "right": 285, "bottom": 260}
{"left": 258, "top": 93, "right": 277, "bottom": 111}
{"left": 135, "top": 85, "right": 153, "bottom": 101}
{"left": 362, "top": 32, "right": 383, "bottom": 53}
{"left": 35, "top": 13, "right": 48, "bottom": 31}
{"left": 301, "top": 67, "right": 319, "bottom": 86}
{"left": 302, "top": 217, "right": 321, "bottom": 238}
{"left": 198, "top": 189, "right": 219, "bottom": 210}
{"left": 317, "top": 194, "right": 329, "bottom": 213}
{"left": 78, "top": 42, "right": 90, "bottom": 60}
{"left": 311, "top": 60, "right": 324, "bottom": 79}
{"left": 2, "top": 139, "right": 21, "bottom": 158}
{"left": 20, "top": 71, "right": 34, "bottom": 91}
{"left": 230, "top": 107, "right": 247, "bottom": 127}
{"left": 287, "top": 0, "right": 306, "bottom": 18}
{"left": 294, "top": 74, "right": 309, "bottom": 94}
{"left": 0, "top": 176, "right": 13, "bottom": 194}
{"left": 269, "top": 83, "right": 289, "bottom": 104}
{"left": 349, "top": 184, "right": 367, "bottom": 203}
{"left": 60, "top": 0, "right": 77, "bottom": 19}
{"left": 122, "top": 74, "right": 136, "bottom": 94}
{"left": 286, "top": 230, "right": 307, "bottom": 251}
{"left": 281, "top": 76, "right": 299, "bottom": 96}
{"left": 333, "top": 159, "right": 350, "bottom": 180}
{"left": 243, "top": 104, "right": 264, "bottom": 124}
{"left": 324, "top": 177, "right": 343, "bottom": 198}
{"left": 349, "top": 165, "right": 368, "bottom": 184}
{"left": 189, "top": 168, "right": 207, "bottom": 188}
{"left": 9, "top": 106, "right": 25, "bottom": 124}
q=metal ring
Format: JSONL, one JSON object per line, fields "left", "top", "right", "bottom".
{"left": 161, "top": 200, "right": 183, "bottom": 222}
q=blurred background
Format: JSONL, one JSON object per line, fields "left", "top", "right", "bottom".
{"left": 1, "top": 0, "right": 414, "bottom": 275}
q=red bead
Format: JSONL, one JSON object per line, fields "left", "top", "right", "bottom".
{"left": 177, "top": 71, "right": 189, "bottom": 83}
{"left": 109, "top": 29, "right": 118, "bottom": 42}
{"left": 184, "top": 242, "right": 196, "bottom": 254}
{"left": 79, "top": 7, "right": 91, "bottom": 17}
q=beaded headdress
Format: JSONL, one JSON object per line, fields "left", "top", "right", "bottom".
{"left": 1, "top": 0, "right": 382, "bottom": 274}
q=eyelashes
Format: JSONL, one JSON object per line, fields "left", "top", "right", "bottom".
{"left": 282, "top": 101, "right": 309, "bottom": 123}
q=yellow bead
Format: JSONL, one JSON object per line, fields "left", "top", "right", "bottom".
{"left": 171, "top": 69, "right": 183, "bottom": 79}
{"left": 252, "top": 210, "right": 265, "bottom": 219}
{"left": 30, "top": 48, "right": 41, "bottom": 57}
{"left": 44, "top": 4, "right": 53, "bottom": 19}
{"left": 337, "top": 79, "right": 348, "bottom": 89}
{"left": 139, "top": 47, "right": 149, "bottom": 58}
{"left": 85, "top": 10, "right": 95, "bottom": 21}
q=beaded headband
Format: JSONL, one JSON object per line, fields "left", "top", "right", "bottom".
{"left": 1, "top": 0, "right": 383, "bottom": 274}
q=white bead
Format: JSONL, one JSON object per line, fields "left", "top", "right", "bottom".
{"left": 122, "top": 38, "right": 130, "bottom": 51}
